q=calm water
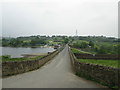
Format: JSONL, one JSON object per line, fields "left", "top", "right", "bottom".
{"left": 1, "top": 47, "right": 55, "bottom": 58}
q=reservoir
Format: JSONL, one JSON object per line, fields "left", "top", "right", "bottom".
{"left": 1, "top": 47, "right": 55, "bottom": 58}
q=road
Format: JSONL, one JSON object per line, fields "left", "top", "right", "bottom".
{"left": 2, "top": 45, "right": 107, "bottom": 88}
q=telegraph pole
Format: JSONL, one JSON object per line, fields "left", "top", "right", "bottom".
{"left": 75, "top": 29, "right": 78, "bottom": 41}
{"left": 76, "top": 29, "right": 78, "bottom": 36}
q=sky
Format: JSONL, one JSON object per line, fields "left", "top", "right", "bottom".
{"left": 0, "top": 0, "right": 119, "bottom": 38}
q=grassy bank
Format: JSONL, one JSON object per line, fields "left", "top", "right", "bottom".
{"left": 1, "top": 55, "right": 42, "bottom": 62}
{"left": 78, "top": 59, "right": 118, "bottom": 68}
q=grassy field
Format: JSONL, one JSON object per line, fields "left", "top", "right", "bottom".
{"left": 78, "top": 59, "right": 118, "bottom": 68}
{"left": 71, "top": 48, "right": 91, "bottom": 54}
{"left": 1, "top": 55, "right": 42, "bottom": 62}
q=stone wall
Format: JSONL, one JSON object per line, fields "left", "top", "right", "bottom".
{"left": 2, "top": 46, "right": 65, "bottom": 77}
{"left": 74, "top": 53, "right": 119, "bottom": 60}
{"left": 69, "top": 47, "right": 120, "bottom": 88}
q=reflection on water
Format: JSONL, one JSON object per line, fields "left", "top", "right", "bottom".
{"left": 1, "top": 47, "right": 55, "bottom": 58}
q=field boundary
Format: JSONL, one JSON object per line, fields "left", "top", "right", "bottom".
{"left": 68, "top": 47, "right": 120, "bottom": 89}
{"left": 2, "top": 46, "right": 65, "bottom": 77}
{"left": 74, "top": 53, "right": 119, "bottom": 60}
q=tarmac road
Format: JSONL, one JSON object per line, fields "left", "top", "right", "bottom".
{"left": 2, "top": 45, "right": 107, "bottom": 88}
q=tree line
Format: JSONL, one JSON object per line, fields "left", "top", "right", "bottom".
{"left": 2, "top": 35, "right": 119, "bottom": 55}
{"left": 70, "top": 40, "right": 120, "bottom": 54}
{"left": 2, "top": 35, "right": 69, "bottom": 47}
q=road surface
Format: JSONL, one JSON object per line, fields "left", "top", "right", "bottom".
{"left": 2, "top": 45, "right": 107, "bottom": 88}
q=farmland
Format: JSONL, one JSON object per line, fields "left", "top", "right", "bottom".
{"left": 78, "top": 59, "right": 118, "bottom": 68}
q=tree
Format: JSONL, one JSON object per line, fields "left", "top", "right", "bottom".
{"left": 73, "top": 41, "right": 89, "bottom": 49}
{"left": 9, "top": 39, "right": 22, "bottom": 47}
{"left": 89, "top": 41, "right": 94, "bottom": 47}
{"left": 64, "top": 38, "right": 69, "bottom": 44}
{"left": 97, "top": 45, "right": 107, "bottom": 54}
{"left": 93, "top": 45, "right": 99, "bottom": 52}
{"left": 30, "top": 38, "right": 46, "bottom": 46}
{"left": 2, "top": 38, "right": 9, "bottom": 46}
{"left": 113, "top": 43, "right": 120, "bottom": 54}
{"left": 80, "top": 41, "right": 88, "bottom": 48}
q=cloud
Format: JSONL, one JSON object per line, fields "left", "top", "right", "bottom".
{"left": 1, "top": 0, "right": 118, "bottom": 37}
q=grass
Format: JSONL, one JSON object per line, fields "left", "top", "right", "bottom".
{"left": 78, "top": 59, "right": 118, "bottom": 68}
{"left": 1, "top": 55, "right": 42, "bottom": 62}
{"left": 71, "top": 48, "right": 90, "bottom": 54}
{"left": 71, "top": 48, "right": 119, "bottom": 89}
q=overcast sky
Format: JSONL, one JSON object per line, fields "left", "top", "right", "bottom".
{"left": 1, "top": 0, "right": 119, "bottom": 37}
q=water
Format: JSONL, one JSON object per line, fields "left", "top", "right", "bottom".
{"left": 1, "top": 47, "right": 55, "bottom": 58}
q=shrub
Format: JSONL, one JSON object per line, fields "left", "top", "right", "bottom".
{"left": 2, "top": 55, "right": 11, "bottom": 59}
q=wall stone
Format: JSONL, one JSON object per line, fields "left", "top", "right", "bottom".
{"left": 2, "top": 46, "right": 65, "bottom": 77}
{"left": 69, "top": 47, "right": 120, "bottom": 88}
{"left": 74, "top": 53, "right": 119, "bottom": 60}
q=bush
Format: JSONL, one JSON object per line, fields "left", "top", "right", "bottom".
{"left": 73, "top": 41, "right": 89, "bottom": 49}
{"left": 89, "top": 41, "right": 94, "bottom": 47}
{"left": 2, "top": 55, "right": 11, "bottom": 59}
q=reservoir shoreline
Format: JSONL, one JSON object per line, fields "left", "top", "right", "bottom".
{"left": 1, "top": 46, "right": 55, "bottom": 58}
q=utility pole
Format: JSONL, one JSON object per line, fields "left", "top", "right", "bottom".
{"left": 75, "top": 29, "right": 78, "bottom": 41}
{"left": 76, "top": 29, "right": 78, "bottom": 36}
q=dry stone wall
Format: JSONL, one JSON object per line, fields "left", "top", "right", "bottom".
{"left": 2, "top": 46, "right": 65, "bottom": 77}
{"left": 74, "top": 53, "right": 119, "bottom": 60}
{"left": 69, "top": 47, "right": 120, "bottom": 88}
